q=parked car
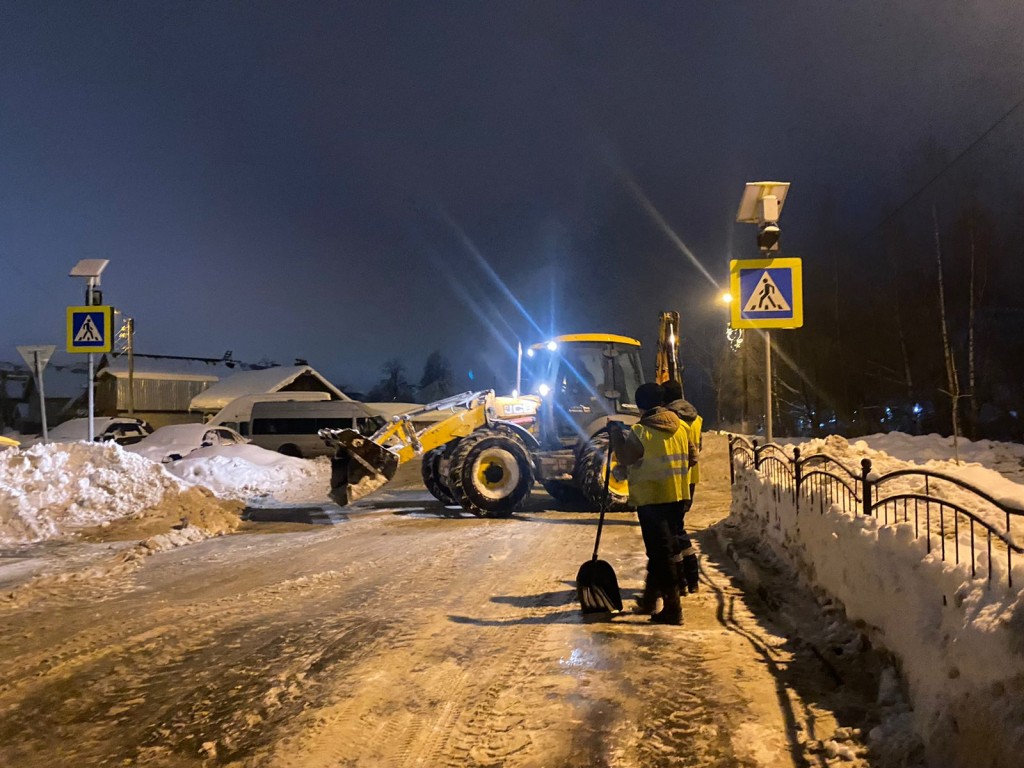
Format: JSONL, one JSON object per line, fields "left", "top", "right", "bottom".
{"left": 128, "top": 423, "right": 249, "bottom": 463}
{"left": 207, "top": 392, "right": 332, "bottom": 436}
{"left": 45, "top": 417, "right": 154, "bottom": 446}
{"left": 248, "top": 400, "right": 379, "bottom": 458}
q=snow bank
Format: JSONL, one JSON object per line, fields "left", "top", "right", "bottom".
{"left": 730, "top": 435, "right": 1024, "bottom": 767}
{"left": 0, "top": 441, "right": 188, "bottom": 547}
{"left": 165, "top": 445, "right": 331, "bottom": 504}
{"left": 0, "top": 440, "right": 330, "bottom": 549}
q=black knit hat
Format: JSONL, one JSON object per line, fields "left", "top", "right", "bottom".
{"left": 662, "top": 379, "right": 683, "bottom": 403}
{"left": 634, "top": 383, "right": 664, "bottom": 411}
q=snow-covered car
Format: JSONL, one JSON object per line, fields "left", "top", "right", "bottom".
{"left": 45, "top": 417, "right": 154, "bottom": 446}
{"left": 128, "top": 423, "right": 249, "bottom": 463}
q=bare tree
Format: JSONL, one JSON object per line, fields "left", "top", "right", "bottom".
{"left": 368, "top": 359, "right": 415, "bottom": 402}
{"left": 933, "top": 206, "right": 962, "bottom": 462}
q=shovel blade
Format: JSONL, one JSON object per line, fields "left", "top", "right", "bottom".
{"left": 328, "top": 430, "right": 399, "bottom": 506}
{"left": 576, "top": 558, "right": 623, "bottom": 613}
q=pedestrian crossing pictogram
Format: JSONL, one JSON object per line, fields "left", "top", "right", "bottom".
{"left": 74, "top": 315, "right": 103, "bottom": 343}
{"left": 729, "top": 258, "right": 803, "bottom": 329}
{"left": 742, "top": 271, "right": 792, "bottom": 313}
{"left": 67, "top": 306, "right": 113, "bottom": 353}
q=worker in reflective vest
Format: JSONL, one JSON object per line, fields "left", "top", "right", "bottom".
{"left": 662, "top": 379, "right": 702, "bottom": 595}
{"left": 610, "top": 382, "right": 696, "bottom": 625}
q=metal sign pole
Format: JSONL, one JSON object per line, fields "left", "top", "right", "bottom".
{"left": 764, "top": 330, "right": 773, "bottom": 443}
{"left": 87, "top": 279, "right": 95, "bottom": 442}
{"left": 34, "top": 351, "right": 49, "bottom": 443}
{"left": 87, "top": 352, "right": 95, "bottom": 442}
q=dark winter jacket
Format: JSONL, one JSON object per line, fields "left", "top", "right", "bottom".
{"left": 666, "top": 398, "right": 699, "bottom": 423}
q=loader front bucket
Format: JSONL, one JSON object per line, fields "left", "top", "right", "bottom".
{"left": 327, "top": 429, "right": 400, "bottom": 506}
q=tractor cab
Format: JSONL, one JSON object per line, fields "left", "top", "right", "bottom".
{"left": 521, "top": 334, "right": 644, "bottom": 449}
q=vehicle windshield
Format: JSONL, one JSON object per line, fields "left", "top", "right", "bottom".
{"left": 521, "top": 342, "right": 644, "bottom": 409}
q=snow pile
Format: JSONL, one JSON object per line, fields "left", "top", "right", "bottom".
{"left": 0, "top": 439, "right": 333, "bottom": 548}
{"left": 166, "top": 445, "right": 331, "bottom": 504}
{"left": 731, "top": 434, "right": 1024, "bottom": 767}
{"left": 795, "top": 435, "right": 1024, "bottom": 543}
{"left": 0, "top": 441, "right": 189, "bottom": 547}
{"left": 853, "top": 432, "right": 1024, "bottom": 485}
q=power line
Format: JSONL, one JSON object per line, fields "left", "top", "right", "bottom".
{"left": 863, "top": 89, "right": 1024, "bottom": 241}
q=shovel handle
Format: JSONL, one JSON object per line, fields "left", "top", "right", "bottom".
{"left": 592, "top": 436, "right": 614, "bottom": 561}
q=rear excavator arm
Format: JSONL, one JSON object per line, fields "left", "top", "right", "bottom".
{"left": 655, "top": 310, "right": 682, "bottom": 387}
{"left": 318, "top": 390, "right": 496, "bottom": 505}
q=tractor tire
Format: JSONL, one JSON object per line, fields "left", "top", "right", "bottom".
{"left": 576, "top": 435, "right": 631, "bottom": 511}
{"left": 541, "top": 480, "right": 586, "bottom": 507}
{"left": 421, "top": 445, "right": 456, "bottom": 505}
{"left": 448, "top": 430, "right": 533, "bottom": 518}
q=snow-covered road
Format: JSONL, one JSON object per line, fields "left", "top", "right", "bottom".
{"left": 0, "top": 435, "right": 906, "bottom": 767}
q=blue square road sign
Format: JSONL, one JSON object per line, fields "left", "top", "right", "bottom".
{"left": 729, "top": 258, "right": 803, "bottom": 329}
{"left": 67, "top": 306, "right": 113, "bottom": 353}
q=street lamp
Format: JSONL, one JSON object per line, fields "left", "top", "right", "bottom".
{"left": 69, "top": 259, "right": 110, "bottom": 441}
{"left": 719, "top": 290, "right": 748, "bottom": 432}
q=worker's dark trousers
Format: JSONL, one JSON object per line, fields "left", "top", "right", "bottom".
{"left": 636, "top": 501, "right": 684, "bottom": 614}
{"left": 670, "top": 491, "right": 698, "bottom": 592}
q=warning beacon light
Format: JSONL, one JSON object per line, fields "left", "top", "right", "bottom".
{"left": 736, "top": 182, "right": 789, "bottom": 253}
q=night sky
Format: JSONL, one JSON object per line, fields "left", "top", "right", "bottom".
{"left": 2, "top": 1, "right": 1023, "bottom": 395}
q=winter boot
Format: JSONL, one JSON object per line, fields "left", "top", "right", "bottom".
{"left": 650, "top": 585, "right": 682, "bottom": 625}
{"left": 682, "top": 554, "right": 700, "bottom": 594}
{"left": 632, "top": 571, "right": 660, "bottom": 615}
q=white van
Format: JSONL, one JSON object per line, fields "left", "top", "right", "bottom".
{"left": 207, "top": 392, "right": 331, "bottom": 437}
{"left": 248, "top": 400, "right": 380, "bottom": 458}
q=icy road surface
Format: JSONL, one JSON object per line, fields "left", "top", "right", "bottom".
{"left": 0, "top": 435, "right": 896, "bottom": 767}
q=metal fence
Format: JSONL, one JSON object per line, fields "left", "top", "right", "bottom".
{"left": 729, "top": 435, "right": 1024, "bottom": 590}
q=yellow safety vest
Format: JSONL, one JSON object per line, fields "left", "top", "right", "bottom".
{"left": 687, "top": 415, "right": 703, "bottom": 485}
{"left": 627, "top": 422, "right": 691, "bottom": 507}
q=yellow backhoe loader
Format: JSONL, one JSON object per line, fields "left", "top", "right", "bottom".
{"left": 319, "top": 312, "right": 684, "bottom": 517}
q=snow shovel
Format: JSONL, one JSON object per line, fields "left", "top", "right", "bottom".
{"left": 576, "top": 439, "right": 623, "bottom": 614}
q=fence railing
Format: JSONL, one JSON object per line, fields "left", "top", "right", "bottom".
{"left": 728, "top": 435, "right": 1024, "bottom": 590}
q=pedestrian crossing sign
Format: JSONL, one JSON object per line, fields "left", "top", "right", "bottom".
{"left": 729, "top": 257, "right": 803, "bottom": 329}
{"left": 67, "top": 305, "right": 113, "bottom": 352}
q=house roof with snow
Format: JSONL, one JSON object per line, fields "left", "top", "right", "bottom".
{"left": 188, "top": 365, "right": 350, "bottom": 412}
{"left": 98, "top": 354, "right": 255, "bottom": 382}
